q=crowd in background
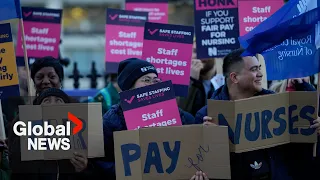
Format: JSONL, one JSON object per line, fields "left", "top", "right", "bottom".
{"left": 0, "top": 38, "right": 320, "bottom": 180}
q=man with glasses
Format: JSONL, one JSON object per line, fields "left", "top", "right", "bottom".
{"left": 97, "top": 58, "right": 197, "bottom": 179}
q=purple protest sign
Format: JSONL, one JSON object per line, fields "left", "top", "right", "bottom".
{"left": 125, "top": 0, "right": 168, "bottom": 24}
{"left": 142, "top": 22, "right": 194, "bottom": 97}
{"left": 16, "top": 7, "right": 62, "bottom": 66}
{"left": 120, "top": 80, "right": 182, "bottom": 130}
{"left": 105, "top": 8, "right": 148, "bottom": 73}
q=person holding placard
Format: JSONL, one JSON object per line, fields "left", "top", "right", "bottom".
{"left": 196, "top": 48, "right": 320, "bottom": 179}
{"left": 189, "top": 171, "right": 209, "bottom": 180}
{"left": 1, "top": 56, "right": 65, "bottom": 134}
{"left": 269, "top": 77, "right": 318, "bottom": 180}
{"left": 100, "top": 58, "right": 197, "bottom": 179}
{"left": 178, "top": 39, "right": 217, "bottom": 116}
{"left": 0, "top": 56, "right": 68, "bottom": 178}
{"left": 8, "top": 88, "right": 93, "bottom": 180}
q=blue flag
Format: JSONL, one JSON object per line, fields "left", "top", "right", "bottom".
{"left": 0, "top": 0, "right": 22, "bottom": 21}
{"left": 239, "top": 0, "right": 320, "bottom": 80}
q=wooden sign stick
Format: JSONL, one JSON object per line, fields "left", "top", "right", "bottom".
{"left": 19, "top": 19, "right": 34, "bottom": 98}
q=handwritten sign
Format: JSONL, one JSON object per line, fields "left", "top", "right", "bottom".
{"left": 120, "top": 81, "right": 182, "bottom": 130}
{"left": 105, "top": 8, "right": 148, "bottom": 73}
{"left": 126, "top": 0, "right": 168, "bottom": 23}
{"left": 16, "top": 7, "right": 62, "bottom": 66}
{"left": 142, "top": 22, "right": 194, "bottom": 97}
{"left": 238, "top": 0, "right": 284, "bottom": 36}
{"left": 18, "top": 103, "right": 104, "bottom": 161}
{"left": 0, "top": 23, "right": 20, "bottom": 99}
{"left": 193, "top": 0, "right": 240, "bottom": 58}
{"left": 208, "top": 92, "right": 318, "bottom": 153}
{"left": 114, "top": 125, "right": 231, "bottom": 180}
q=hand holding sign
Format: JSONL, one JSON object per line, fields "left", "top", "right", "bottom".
{"left": 191, "top": 59, "right": 204, "bottom": 80}
{"left": 288, "top": 78, "right": 305, "bottom": 86}
{"left": 203, "top": 116, "right": 217, "bottom": 126}
{"left": 190, "top": 171, "right": 209, "bottom": 180}
{"left": 70, "top": 152, "right": 88, "bottom": 172}
{"left": 310, "top": 117, "right": 320, "bottom": 135}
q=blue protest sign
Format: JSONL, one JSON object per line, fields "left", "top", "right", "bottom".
{"left": 193, "top": 0, "right": 240, "bottom": 58}
{"left": 239, "top": 0, "right": 320, "bottom": 55}
{"left": 239, "top": 0, "right": 320, "bottom": 80}
{"left": 0, "top": 0, "right": 22, "bottom": 21}
{"left": 263, "top": 29, "right": 320, "bottom": 80}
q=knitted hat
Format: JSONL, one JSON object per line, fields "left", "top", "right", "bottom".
{"left": 31, "top": 56, "right": 64, "bottom": 81}
{"left": 34, "top": 88, "right": 70, "bottom": 105}
{"left": 117, "top": 58, "right": 158, "bottom": 91}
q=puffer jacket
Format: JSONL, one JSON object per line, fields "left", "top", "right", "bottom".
{"left": 98, "top": 104, "right": 197, "bottom": 179}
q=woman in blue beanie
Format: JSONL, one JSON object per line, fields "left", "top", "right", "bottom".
{"left": 97, "top": 58, "right": 198, "bottom": 179}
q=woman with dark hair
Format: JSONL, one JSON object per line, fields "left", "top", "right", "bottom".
{"left": 30, "top": 56, "right": 64, "bottom": 96}
{"left": 8, "top": 88, "right": 92, "bottom": 180}
{"left": 0, "top": 56, "right": 67, "bottom": 180}
{"left": 1, "top": 56, "right": 65, "bottom": 129}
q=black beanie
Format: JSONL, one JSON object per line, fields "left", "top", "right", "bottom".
{"left": 34, "top": 88, "right": 70, "bottom": 105}
{"left": 31, "top": 56, "right": 64, "bottom": 81}
{"left": 117, "top": 58, "right": 158, "bottom": 91}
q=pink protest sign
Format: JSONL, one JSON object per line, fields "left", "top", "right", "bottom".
{"left": 105, "top": 8, "right": 148, "bottom": 73}
{"left": 238, "top": 0, "right": 284, "bottom": 36}
{"left": 16, "top": 7, "right": 62, "bottom": 66}
{"left": 142, "top": 22, "right": 194, "bottom": 97}
{"left": 120, "top": 81, "right": 182, "bottom": 130}
{"left": 125, "top": 0, "right": 168, "bottom": 23}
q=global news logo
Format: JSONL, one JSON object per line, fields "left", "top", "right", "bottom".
{"left": 13, "top": 112, "right": 83, "bottom": 151}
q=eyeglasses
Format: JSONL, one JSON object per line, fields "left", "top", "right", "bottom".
{"left": 140, "top": 77, "right": 162, "bottom": 84}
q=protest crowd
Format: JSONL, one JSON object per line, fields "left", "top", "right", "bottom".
{"left": 1, "top": 0, "right": 320, "bottom": 180}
